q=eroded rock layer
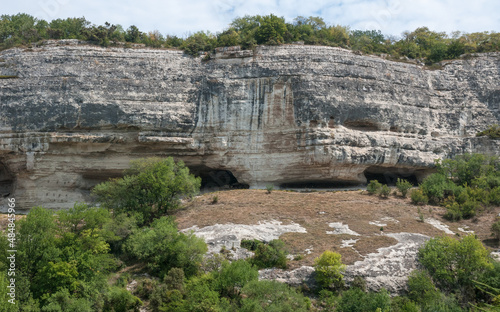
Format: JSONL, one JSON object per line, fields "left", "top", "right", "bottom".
{"left": 1, "top": 41, "right": 499, "bottom": 210}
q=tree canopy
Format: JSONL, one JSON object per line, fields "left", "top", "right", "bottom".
{"left": 2, "top": 13, "right": 500, "bottom": 64}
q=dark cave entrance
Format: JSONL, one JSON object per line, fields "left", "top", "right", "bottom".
{"left": 280, "top": 180, "right": 362, "bottom": 189}
{"left": 363, "top": 166, "right": 419, "bottom": 186}
{"left": 0, "top": 162, "right": 14, "bottom": 197}
{"left": 189, "top": 166, "right": 249, "bottom": 192}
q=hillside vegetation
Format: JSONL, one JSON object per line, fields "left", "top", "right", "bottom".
{"left": 1, "top": 13, "right": 500, "bottom": 64}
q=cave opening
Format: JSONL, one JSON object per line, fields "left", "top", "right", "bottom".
{"left": 363, "top": 166, "right": 419, "bottom": 186}
{"left": 280, "top": 180, "right": 362, "bottom": 189}
{"left": 0, "top": 162, "right": 14, "bottom": 197}
{"left": 189, "top": 166, "right": 249, "bottom": 192}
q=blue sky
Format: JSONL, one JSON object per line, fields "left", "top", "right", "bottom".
{"left": 3, "top": 0, "right": 500, "bottom": 38}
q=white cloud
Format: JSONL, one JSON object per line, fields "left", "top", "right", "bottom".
{"left": 2, "top": 0, "right": 499, "bottom": 38}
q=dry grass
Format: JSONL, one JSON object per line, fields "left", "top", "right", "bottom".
{"left": 175, "top": 189, "right": 500, "bottom": 268}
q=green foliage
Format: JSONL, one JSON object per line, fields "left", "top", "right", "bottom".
{"left": 378, "top": 184, "right": 391, "bottom": 198}
{"left": 213, "top": 259, "right": 258, "bottom": 298}
{"left": 410, "top": 189, "right": 428, "bottom": 205}
{"left": 41, "top": 288, "right": 93, "bottom": 312}
{"left": 490, "top": 187, "right": 500, "bottom": 205}
{"left": 265, "top": 184, "right": 274, "bottom": 194}
{"left": 183, "top": 274, "right": 222, "bottom": 312}
{"left": 104, "top": 286, "right": 142, "bottom": 312}
{"left": 2, "top": 13, "right": 500, "bottom": 64}
{"left": 390, "top": 296, "right": 420, "bottom": 312}
{"left": 367, "top": 180, "right": 382, "bottom": 195}
{"left": 418, "top": 234, "right": 493, "bottom": 303}
{"left": 240, "top": 239, "right": 262, "bottom": 251}
{"left": 407, "top": 270, "right": 440, "bottom": 306}
{"left": 420, "top": 173, "right": 456, "bottom": 203}
{"left": 337, "top": 288, "right": 392, "bottom": 312}
{"left": 125, "top": 216, "right": 207, "bottom": 278}
{"left": 396, "top": 178, "right": 413, "bottom": 197}
{"left": 251, "top": 239, "right": 288, "bottom": 269}
{"left": 240, "top": 280, "right": 310, "bottom": 312}
{"left": 314, "top": 250, "right": 346, "bottom": 290}
{"left": 491, "top": 220, "right": 500, "bottom": 241}
{"left": 477, "top": 125, "right": 500, "bottom": 139}
{"left": 181, "top": 31, "right": 216, "bottom": 56}
{"left": 437, "top": 154, "right": 499, "bottom": 187}
{"left": 255, "top": 14, "right": 287, "bottom": 45}
{"left": 92, "top": 157, "right": 201, "bottom": 225}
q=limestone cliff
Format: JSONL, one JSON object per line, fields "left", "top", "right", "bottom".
{"left": 0, "top": 40, "right": 499, "bottom": 211}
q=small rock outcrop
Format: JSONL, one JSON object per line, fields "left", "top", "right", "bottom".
{"left": 1, "top": 41, "right": 499, "bottom": 211}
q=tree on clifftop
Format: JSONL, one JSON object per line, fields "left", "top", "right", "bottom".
{"left": 92, "top": 157, "right": 200, "bottom": 225}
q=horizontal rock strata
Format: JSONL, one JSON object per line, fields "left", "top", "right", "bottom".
{"left": 0, "top": 40, "right": 499, "bottom": 210}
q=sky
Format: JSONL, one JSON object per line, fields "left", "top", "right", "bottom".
{"left": 3, "top": 0, "right": 500, "bottom": 38}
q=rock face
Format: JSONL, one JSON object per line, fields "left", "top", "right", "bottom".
{"left": 1, "top": 40, "right": 499, "bottom": 211}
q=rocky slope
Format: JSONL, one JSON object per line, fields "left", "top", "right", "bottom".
{"left": 0, "top": 40, "right": 499, "bottom": 211}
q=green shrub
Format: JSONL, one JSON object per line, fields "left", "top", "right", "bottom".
{"left": 337, "top": 288, "right": 392, "bottom": 312}
{"left": 92, "top": 157, "right": 201, "bottom": 225}
{"left": 213, "top": 260, "right": 258, "bottom": 298}
{"left": 491, "top": 220, "right": 500, "bottom": 242}
{"left": 164, "top": 267, "right": 185, "bottom": 292}
{"left": 125, "top": 216, "right": 207, "bottom": 278}
{"left": 104, "top": 286, "right": 143, "bottom": 312}
{"left": 251, "top": 239, "right": 288, "bottom": 269}
{"left": 407, "top": 270, "right": 439, "bottom": 306}
{"left": 396, "top": 178, "right": 413, "bottom": 197}
{"left": 211, "top": 194, "right": 219, "bottom": 204}
{"left": 378, "top": 184, "right": 391, "bottom": 198}
{"left": 420, "top": 173, "right": 456, "bottom": 203}
{"left": 411, "top": 189, "right": 428, "bottom": 205}
{"left": 444, "top": 201, "right": 462, "bottom": 221}
{"left": 367, "top": 180, "right": 382, "bottom": 195}
{"left": 461, "top": 198, "right": 479, "bottom": 218}
{"left": 477, "top": 124, "right": 500, "bottom": 139}
{"left": 391, "top": 296, "right": 420, "bottom": 312}
{"left": 314, "top": 250, "right": 346, "bottom": 290}
{"left": 183, "top": 275, "right": 222, "bottom": 312}
{"left": 418, "top": 235, "right": 493, "bottom": 303}
{"left": 490, "top": 187, "right": 500, "bottom": 205}
{"left": 265, "top": 184, "right": 274, "bottom": 194}
{"left": 240, "top": 280, "right": 310, "bottom": 312}
{"left": 241, "top": 239, "right": 263, "bottom": 251}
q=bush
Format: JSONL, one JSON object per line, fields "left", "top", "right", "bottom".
{"left": 492, "top": 220, "right": 500, "bottom": 242}
{"left": 391, "top": 296, "right": 420, "bottom": 312}
{"left": 337, "top": 288, "right": 391, "bottom": 312}
{"left": 490, "top": 187, "right": 500, "bottom": 206}
{"left": 104, "top": 286, "right": 143, "bottom": 312}
{"left": 314, "top": 250, "right": 346, "bottom": 290}
{"left": 411, "top": 189, "right": 428, "bottom": 205}
{"left": 367, "top": 180, "right": 382, "bottom": 195}
{"left": 183, "top": 274, "right": 222, "bottom": 312}
{"left": 251, "top": 239, "right": 288, "bottom": 269}
{"left": 420, "top": 173, "right": 456, "bottom": 204}
{"left": 477, "top": 124, "right": 500, "bottom": 139}
{"left": 241, "top": 239, "right": 263, "bottom": 251}
{"left": 407, "top": 270, "right": 439, "bottom": 306}
{"left": 240, "top": 280, "right": 310, "bottom": 312}
{"left": 444, "top": 201, "right": 463, "bottom": 221}
{"left": 418, "top": 234, "right": 493, "bottom": 303}
{"left": 125, "top": 216, "right": 207, "bottom": 278}
{"left": 378, "top": 184, "right": 391, "bottom": 198}
{"left": 92, "top": 157, "right": 201, "bottom": 225}
{"left": 266, "top": 184, "right": 274, "bottom": 194}
{"left": 396, "top": 178, "right": 413, "bottom": 197}
{"left": 213, "top": 260, "right": 258, "bottom": 298}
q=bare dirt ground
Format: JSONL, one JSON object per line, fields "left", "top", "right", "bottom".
{"left": 175, "top": 189, "right": 500, "bottom": 268}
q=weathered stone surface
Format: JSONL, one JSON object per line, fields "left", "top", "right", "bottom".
{"left": 0, "top": 40, "right": 499, "bottom": 211}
